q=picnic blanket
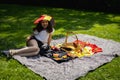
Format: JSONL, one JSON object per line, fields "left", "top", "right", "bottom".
{"left": 13, "top": 34, "right": 120, "bottom": 80}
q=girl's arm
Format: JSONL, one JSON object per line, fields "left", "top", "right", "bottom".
{"left": 47, "top": 33, "right": 52, "bottom": 46}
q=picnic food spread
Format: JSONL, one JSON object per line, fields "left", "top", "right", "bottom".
{"left": 40, "top": 32, "right": 103, "bottom": 63}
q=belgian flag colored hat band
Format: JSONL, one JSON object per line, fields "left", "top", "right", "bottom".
{"left": 34, "top": 15, "right": 52, "bottom": 24}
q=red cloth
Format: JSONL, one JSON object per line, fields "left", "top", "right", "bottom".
{"left": 74, "top": 40, "right": 103, "bottom": 53}
{"left": 34, "top": 16, "right": 45, "bottom": 24}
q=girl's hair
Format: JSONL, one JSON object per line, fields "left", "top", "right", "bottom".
{"left": 33, "top": 21, "right": 53, "bottom": 33}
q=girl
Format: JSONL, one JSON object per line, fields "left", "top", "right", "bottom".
{"left": 2, "top": 14, "right": 55, "bottom": 57}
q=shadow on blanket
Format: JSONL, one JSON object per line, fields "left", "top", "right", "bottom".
{"left": 13, "top": 34, "right": 120, "bottom": 80}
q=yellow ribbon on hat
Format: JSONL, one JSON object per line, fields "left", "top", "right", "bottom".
{"left": 43, "top": 15, "right": 52, "bottom": 21}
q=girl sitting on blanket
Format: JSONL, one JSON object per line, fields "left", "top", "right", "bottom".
{"left": 2, "top": 14, "right": 55, "bottom": 57}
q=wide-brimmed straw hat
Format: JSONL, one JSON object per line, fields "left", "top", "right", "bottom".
{"left": 34, "top": 14, "right": 55, "bottom": 27}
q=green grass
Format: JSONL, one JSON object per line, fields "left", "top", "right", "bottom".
{"left": 0, "top": 4, "right": 120, "bottom": 80}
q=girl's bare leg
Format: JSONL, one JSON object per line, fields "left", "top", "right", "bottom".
{"left": 14, "top": 51, "right": 39, "bottom": 56}
{"left": 10, "top": 39, "right": 40, "bottom": 56}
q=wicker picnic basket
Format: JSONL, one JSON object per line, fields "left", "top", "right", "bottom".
{"left": 60, "top": 32, "right": 81, "bottom": 52}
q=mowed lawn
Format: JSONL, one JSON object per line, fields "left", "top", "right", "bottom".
{"left": 0, "top": 4, "right": 120, "bottom": 80}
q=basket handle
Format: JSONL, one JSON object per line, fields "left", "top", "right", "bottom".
{"left": 64, "top": 32, "right": 78, "bottom": 44}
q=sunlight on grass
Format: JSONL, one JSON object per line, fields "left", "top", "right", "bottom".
{"left": 6, "top": 16, "right": 17, "bottom": 22}
{"left": 107, "top": 15, "right": 120, "bottom": 22}
{"left": 89, "top": 23, "right": 120, "bottom": 41}
{"left": 54, "top": 28, "right": 65, "bottom": 34}
{"left": 56, "top": 19, "right": 67, "bottom": 23}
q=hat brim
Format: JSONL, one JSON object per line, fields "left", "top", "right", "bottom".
{"left": 34, "top": 16, "right": 45, "bottom": 24}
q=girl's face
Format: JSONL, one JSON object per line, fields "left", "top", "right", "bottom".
{"left": 41, "top": 20, "right": 49, "bottom": 28}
